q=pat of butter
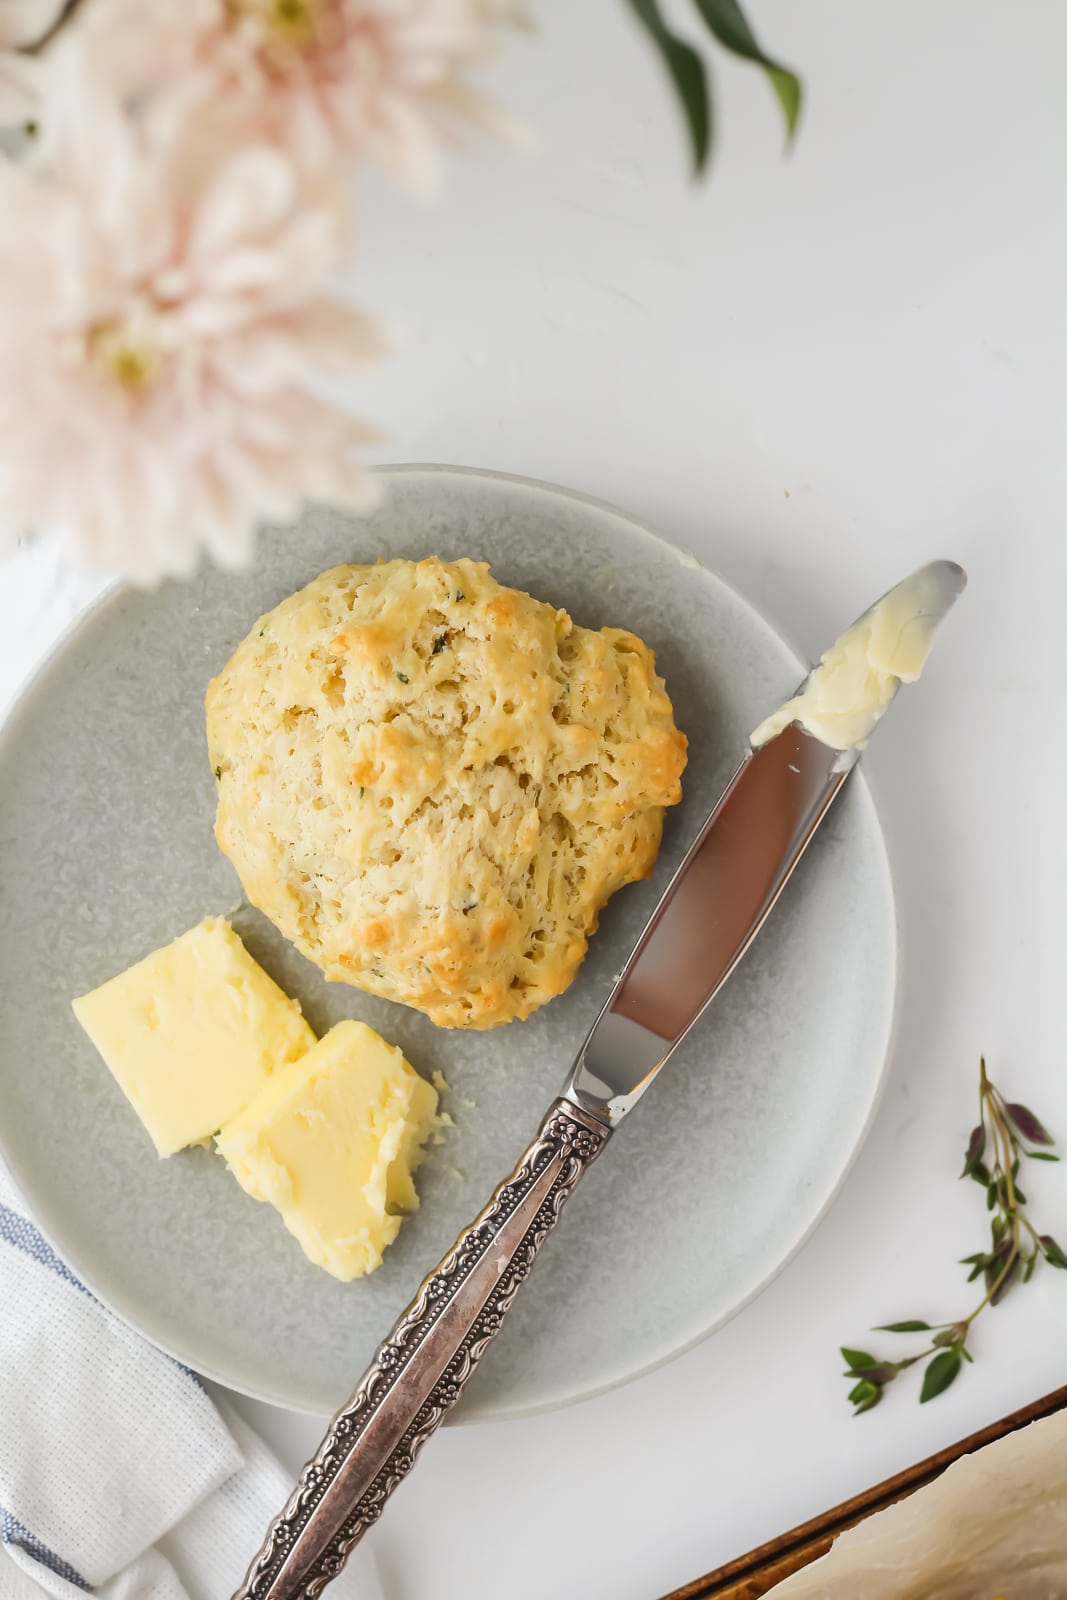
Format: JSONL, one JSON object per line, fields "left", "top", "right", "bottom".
{"left": 72, "top": 918, "right": 316, "bottom": 1157}
{"left": 751, "top": 566, "right": 950, "bottom": 752}
{"left": 215, "top": 1020, "right": 439, "bottom": 1281}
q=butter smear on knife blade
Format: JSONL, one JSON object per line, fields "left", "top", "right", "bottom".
{"left": 751, "top": 563, "right": 963, "bottom": 752}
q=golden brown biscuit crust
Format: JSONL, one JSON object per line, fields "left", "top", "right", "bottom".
{"left": 206, "top": 558, "right": 687, "bottom": 1028}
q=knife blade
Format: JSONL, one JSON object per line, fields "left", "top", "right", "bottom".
{"left": 565, "top": 556, "right": 967, "bottom": 1125}
{"left": 232, "top": 559, "right": 966, "bottom": 1600}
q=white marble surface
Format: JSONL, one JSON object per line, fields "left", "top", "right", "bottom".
{"left": 1, "top": 3, "right": 1065, "bottom": 1597}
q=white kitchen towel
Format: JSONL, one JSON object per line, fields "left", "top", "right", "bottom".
{"left": 0, "top": 1162, "right": 381, "bottom": 1600}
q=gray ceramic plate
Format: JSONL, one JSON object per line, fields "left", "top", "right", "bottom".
{"left": 0, "top": 467, "right": 896, "bottom": 1422}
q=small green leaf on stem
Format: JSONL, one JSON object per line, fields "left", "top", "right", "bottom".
{"left": 874, "top": 1320, "right": 931, "bottom": 1333}
{"left": 842, "top": 1362, "right": 900, "bottom": 1384}
{"left": 848, "top": 1379, "right": 882, "bottom": 1414}
{"left": 990, "top": 1255, "right": 1019, "bottom": 1305}
{"left": 920, "top": 1348, "right": 961, "bottom": 1403}
{"left": 1005, "top": 1103, "right": 1055, "bottom": 1146}
{"left": 688, "top": 0, "right": 802, "bottom": 139}
{"left": 627, "top": 0, "right": 711, "bottom": 173}
{"left": 1027, "top": 1151, "right": 1060, "bottom": 1163}
{"left": 840, "top": 1347, "right": 876, "bottom": 1370}
{"left": 961, "top": 1124, "right": 986, "bottom": 1179}
{"left": 1040, "top": 1236, "right": 1067, "bottom": 1269}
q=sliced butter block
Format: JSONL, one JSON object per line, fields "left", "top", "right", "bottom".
{"left": 215, "top": 1019, "right": 439, "bottom": 1281}
{"left": 72, "top": 917, "right": 316, "bottom": 1157}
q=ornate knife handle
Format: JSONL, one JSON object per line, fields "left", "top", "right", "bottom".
{"left": 232, "top": 1098, "right": 611, "bottom": 1600}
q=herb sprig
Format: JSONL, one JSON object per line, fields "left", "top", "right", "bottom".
{"left": 625, "top": 0, "right": 801, "bottom": 175}
{"left": 842, "top": 1059, "right": 1065, "bottom": 1414}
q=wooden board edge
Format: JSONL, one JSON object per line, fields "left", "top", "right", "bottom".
{"left": 660, "top": 1385, "right": 1067, "bottom": 1600}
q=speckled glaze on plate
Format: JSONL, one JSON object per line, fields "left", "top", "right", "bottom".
{"left": 0, "top": 467, "right": 896, "bottom": 1422}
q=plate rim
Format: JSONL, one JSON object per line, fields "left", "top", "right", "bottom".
{"left": 0, "top": 463, "right": 899, "bottom": 1422}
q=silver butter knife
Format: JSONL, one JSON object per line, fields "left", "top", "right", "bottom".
{"left": 233, "top": 559, "right": 967, "bottom": 1600}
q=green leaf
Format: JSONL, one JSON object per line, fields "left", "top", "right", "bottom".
{"left": 920, "top": 1348, "right": 962, "bottom": 1403}
{"left": 842, "top": 1362, "right": 899, "bottom": 1384}
{"left": 960, "top": 1123, "right": 987, "bottom": 1179}
{"left": 1040, "top": 1235, "right": 1067, "bottom": 1270}
{"left": 990, "top": 1254, "right": 1019, "bottom": 1305}
{"left": 1022, "top": 1251, "right": 1038, "bottom": 1282}
{"left": 848, "top": 1378, "right": 882, "bottom": 1413}
{"left": 874, "top": 1320, "right": 931, "bottom": 1333}
{"left": 688, "top": 0, "right": 802, "bottom": 139}
{"left": 840, "top": 1347, "right": 876, "bottom": 1370}
{"left": 1013, "top": 1182, "right": 1028, "bottom": 1205}
{"left": 986, "top": 1183, "right": 997, "bottom": 1211}
{"left": 984, "top": 1239, "right": 1012, "bottom": 1297}
{"left": 1005, "top": 1102, "right": 1055, "bottom": 1146}
{"left": 932, "top": 1327, "right": 960, "bottom": 1348}
{"left": 1027, "top": 1151, "right": 1060, "bottom": 1162}
{"left": 627, "top": 0, "right": 711, "bottom": 173}
{"left": 969, "top": 1160, "right": 992, "bottom": 1188}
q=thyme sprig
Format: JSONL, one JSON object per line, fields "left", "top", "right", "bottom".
{"left": 843, "top": 1059, "right": 1065, "bottom": 1414}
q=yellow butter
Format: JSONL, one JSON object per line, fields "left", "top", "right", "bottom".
{"left": 72, "top": 918, "right": 315, "bottom": 1157}
{"left": 215, "top": 1020, "right": 439, "bottom": 1281}
{"left": 751, "top": 565, "right": 954, "bottom": 752}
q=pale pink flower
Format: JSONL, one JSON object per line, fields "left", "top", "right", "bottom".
{"left": 0, "top": 54, "right": 35, "bottom": 124}
{"left": 76, "top": 0, "right": 523, "bottom": 197}
{"left": 0, "top": 0, "right": 66, "bottom": 123}
{"left": 0, "top": 56, "right": 386, "bottom": 583}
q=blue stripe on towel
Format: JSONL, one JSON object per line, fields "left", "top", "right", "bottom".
{"left": 1, "top": 1508, "right": 92, "bottom": 1591}
{"left": 0, "top": 1203, "right": 93, "bottom": 1299}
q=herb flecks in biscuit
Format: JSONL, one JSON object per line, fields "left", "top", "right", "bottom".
{"left": 206, "top": 558, "right": 687, "bottom": 1029}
